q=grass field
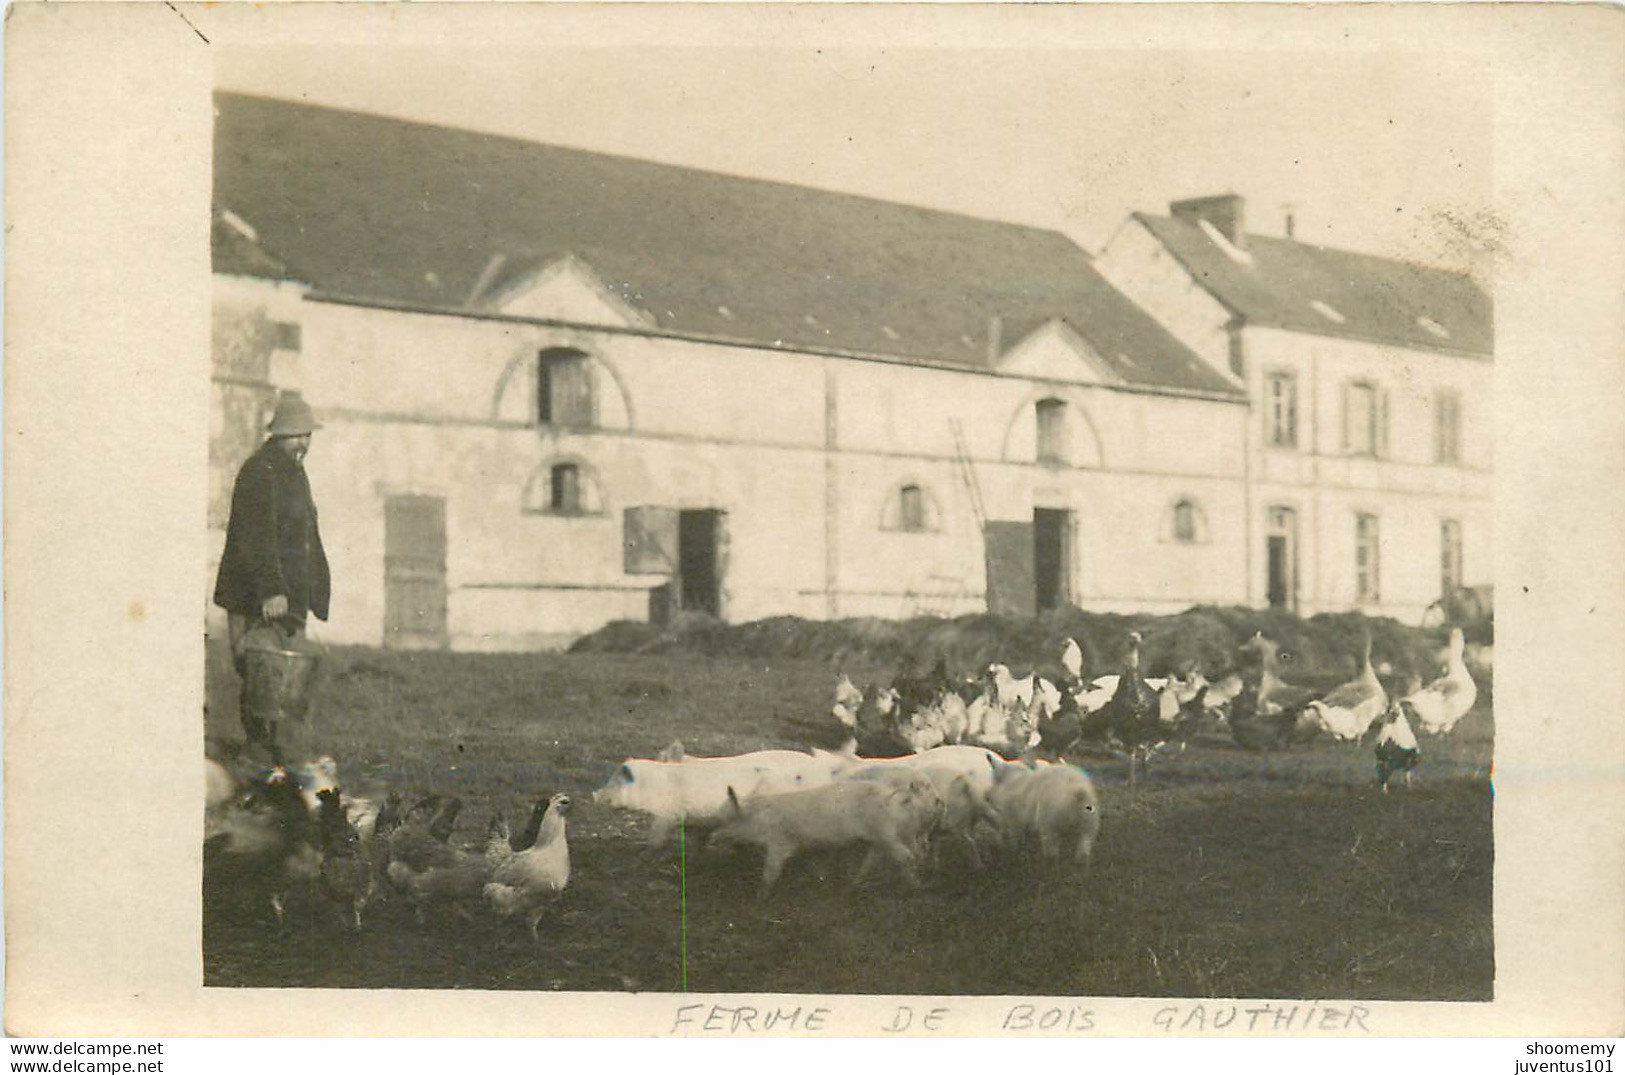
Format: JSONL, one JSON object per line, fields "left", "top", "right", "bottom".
{"left": 202, "top": 639, "right": 1494, "bottom": 999}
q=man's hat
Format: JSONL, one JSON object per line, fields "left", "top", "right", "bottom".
{"left": 267, "top": 391, "right": 322, "bottom": 437}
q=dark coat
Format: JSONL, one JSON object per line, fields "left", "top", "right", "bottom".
{"left": 213, "top": 439, "right": 331, "bottom": 622}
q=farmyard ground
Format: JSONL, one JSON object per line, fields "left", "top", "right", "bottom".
{"left": 202, "top": 638, "right": 1492, "bottom": 999}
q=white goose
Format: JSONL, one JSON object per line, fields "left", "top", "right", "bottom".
{"left": 1304, "top": 628, "right": 1388, "bottom": 741}
{"left": 1400, "top": 628, "right": 1478, "bottom": 735}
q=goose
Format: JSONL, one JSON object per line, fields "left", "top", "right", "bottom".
{"left": 1304, "top": 626, "right": 1388, "bottom": 741}
{"left": 1400, "top": 628, "right": 1478, "bottom": 735}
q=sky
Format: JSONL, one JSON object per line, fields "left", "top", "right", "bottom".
{"left": 216, "top": 39, "right": 1493, "bottom": 274}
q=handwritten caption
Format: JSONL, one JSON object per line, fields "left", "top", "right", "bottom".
{"left": 668, "top": 1001, "right": 1372, "bottom": 1036}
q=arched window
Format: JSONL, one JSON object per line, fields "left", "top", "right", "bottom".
{"left": 523, "top": 457, "right": 605, "bottom": 516}
{"left": 1166, "top": 497, "right": 1208, "bottom": 544}
{"left": 551, "top": 463, "right": 582, "bottom": 514}
{"left": 880, "top": 481, "right": 941, "bottom": 533}
{"left": 1036, "top": 398, "right": 1069, "bottom": 464}
{"left": 537, "top": 347, "right": 595, "bottom": 428}
{"left": 1173, "top": 500, "right": 1198, "bottom": 543}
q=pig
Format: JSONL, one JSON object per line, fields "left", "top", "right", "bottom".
{"left": 986, "top": 760, "right": 1101, "bottom": 865}
{"left": 844, "top": 763, "right": 1001, "bottom": 869}
{"left": 848, "top": 744, "right": 1003, "bottom": 793}
{"left": 594, "top": 741, "right": 847, "bottom": 848}
{"left": 708, "top": 775, "right": 944, "bottom": 895}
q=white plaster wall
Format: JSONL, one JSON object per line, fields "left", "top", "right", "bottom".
{"left": 1094, "top": 218, "right": 1237, "bottom": 378}
{"left": 1245, "top": 326, "right": 1494, "bottom": 617}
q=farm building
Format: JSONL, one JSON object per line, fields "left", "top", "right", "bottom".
{"left": 209, "top": 93, "right": 1491, "bottom": 650}
{"left": 1096, "top": 196, "right": 1494, "bottom": 619}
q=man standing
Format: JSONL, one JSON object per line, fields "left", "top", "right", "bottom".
{"left": 213, "top": 390, "right": 331, "bottom": 749}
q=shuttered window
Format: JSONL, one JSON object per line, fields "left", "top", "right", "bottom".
{"left": 1344, "top": 381, "right": 1387, "bottom": 458}
{"left": 1265, "top": 371, "right": 1297, "bottom": 448}
{"left": 1435, "top": 390, "right": 1462, "bottom": 464}
{"left": 538, "top": 350, "right": 596, "bottom": 428}
{"left": 1355, "top": 513, "right": 1381, "bottom": 604}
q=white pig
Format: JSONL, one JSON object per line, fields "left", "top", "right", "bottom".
{"left": 844, "top": 763, "right": 1001, "bottom": 868}
{"left": 986, "top": 761, "right": 1101, "bottom": 865}
{"left": 594, "top": 742, "right": 846, "bottom": 848}
{"left": 708, "top": 775, "right": 943, "bottom": 895}
{"left": 847, "top": 744, "right": 1002, "bottom": 793}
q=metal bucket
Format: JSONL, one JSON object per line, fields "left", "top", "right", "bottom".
{"left": 242, "top": 626, "right": 322, "bottom": 724}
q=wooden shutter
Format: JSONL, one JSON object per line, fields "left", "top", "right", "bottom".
{"left": 1340, "top": 382, "right": 1351, "bottom": 453}
{"left": 984, "top": 520, "right": 1036, "bottom": 618}
{"left": 552, "top": 357, "right": 597, "bottom": 428}
{"left": 623, "top": 506, "right": 678, "bottom": 574}
{"left": 1377, "top": 387, "right": 1391, "bottom": 459}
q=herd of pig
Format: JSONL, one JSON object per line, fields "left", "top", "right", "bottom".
{"left": 593, "top": 740, "right": 1100, "bottom": 893}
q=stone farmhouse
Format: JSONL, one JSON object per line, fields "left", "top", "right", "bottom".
{"left": 209, "top": 94, "right": 1491, "bottom": 650}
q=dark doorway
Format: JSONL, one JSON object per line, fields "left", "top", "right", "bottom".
{"left": 1033, "top": 508, "right": 1074, "bottom": 612}
{"left": 677, "top": 509, "right": 724, "bottom": 617}
{"left": 1266, "top": 506, "right": 1298, "bottom": 613}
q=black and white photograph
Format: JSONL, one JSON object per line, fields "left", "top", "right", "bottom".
{"left": 6, "top": 0, "right": 1625, "bottom": 1045}
{"left": 200, "top": 31, "right": 1502, "bottom": 999}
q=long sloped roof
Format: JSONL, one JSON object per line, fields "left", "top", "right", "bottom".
{"left": 1135, "top": 212, "right": 1492, "bottom": 358}
{"left": 213, "top": 93, "right": 1241, "bottom": 397}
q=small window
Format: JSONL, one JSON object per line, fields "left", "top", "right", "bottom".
{"left": 1441, "top": 519, "right": 1464, "bottom": 597}
{"left": 270, "top": 321, "right": 302, "bottom": 352}
{"left": 538, "top": 349, "right": 595, "bottom": 428}
{"left": 524, "top": 458, "right": 604, "bottom": 516}
{"left": 899, "top": 485, "right": 926, "bottom": 532}
{"left": 882, "top": 482, "right": 938, "bottom": 533}
{"left": 1036, "top": 398, "right": 1069, "bottom": 464}
{"left": 550, "top": 464, "right": 582, "bottom": 514}
{"left": 1355, "top": 513, "right": 1381, "bottom": 604}
{"left": 1435, "top": 390, "right": 1462, "bottom": 464}
{"left": 1172, "top": 499, "right": 1202, "bottom": 543}
{"left": 1265, "top": 371, "right": 1298, "bottom": 449}
{"left": 1344, "top": 381, "right": 1385, "bottom": 458}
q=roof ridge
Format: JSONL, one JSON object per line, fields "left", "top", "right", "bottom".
{"left": 1135, "top": 210, "right": 1483, "bottom": 290}
{"left": 215, "top": 91, "right": 1084, "bottom": 251}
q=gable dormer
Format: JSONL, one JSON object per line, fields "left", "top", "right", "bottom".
{"left": 472, "top": 253, "right": 655, "bottom": 329}
{"left": 995, "top": 318, "right": 1125, "bottom": 387}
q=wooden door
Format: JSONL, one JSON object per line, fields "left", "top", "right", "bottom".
{"left": 384, "top": 495, "right": 448, "bottom": 649}
{"left": 984, "top": 520, "right": 1036, "bottom": 619}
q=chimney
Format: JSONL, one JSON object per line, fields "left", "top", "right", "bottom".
{"left": 1170, "top": 194, "right": 1247, "bottom": 249}
{"left": 987, "top": 314, "right": 1004, "bottom": 362}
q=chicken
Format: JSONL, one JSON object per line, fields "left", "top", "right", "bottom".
{"left": 385, "top": 795, "right": 496, "bottom": 924}
{"left": 1099, "top": 631, "right": 1161, "bottom": 782}
{"left": 1059, "top": 637, "right": 1085, "bottom": 687}
{"left": 1035, "top": 687, "right": 1085, "bottom": 758}
{"left": 851, "top": 685, "right": 910, "bottom": 757}
{"left": 484, "top": 793, "right": 572, "bottom": 942}
{"left": 316, "top": 787, "right": 376, "bottom": 932}
{"left": 1400, "top": 627, "right": 1478, "bottom": 735}
{"left": 1304, "top": 626, "right": 1388, "bottom": 741}
{"left": 1373, "top": 703, "right": 1421, "bottom": 792}
{"left": 204, "top": 765, "right": 321, "bottom": 928}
